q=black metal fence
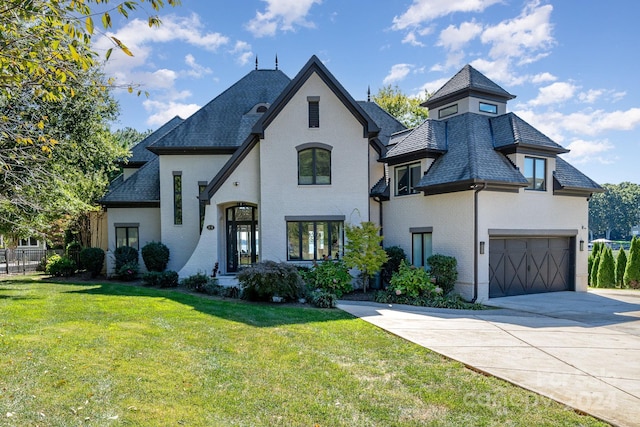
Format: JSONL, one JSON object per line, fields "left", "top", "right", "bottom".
{"left": 0, "top": 249, "right": 66, "bottom": 276}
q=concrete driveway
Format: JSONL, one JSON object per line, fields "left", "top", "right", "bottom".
{"left": 338, "top": 289, "right": 640, "bottom": 427}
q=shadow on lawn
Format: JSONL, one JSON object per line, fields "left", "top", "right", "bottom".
{"left": 46, "top": 278, "right": 354, "bottom": 327}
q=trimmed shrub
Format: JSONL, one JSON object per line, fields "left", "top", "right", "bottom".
{"left": 143, "top": 270, "right": 179, "bottom": 288}
{"left": 117, "top": 262, "right": 138, "bottom": 281}
{"left": 79, "top": 247, "right": 105, "bottom": 277}
{"left": 596, "top": 247, "right": 616, "bottom": 288}
{"left": 588, "top": 254, "right": 594, "bottom": 286}
{"left": 590, "top": 253, "right": 601, "bottom": 287}
{"left": 141, "top": 241, "right": 170, "bottom": 272}
{"left": 374, "top": 289, "right": 484, "bottom": 310}
{"left": 46, "top": 254, "right": 77, "bottom": 277}
{"left": 427, "top": 254, "right": 458, "bottom": 295}
{"left": 309, "top": 290, "right": 337, "bottom": 308}
{"left": 624, "top": 236, "right": 640, "bottom": 288}
{"left": 381, "top": 246, "right": 407, "bottom": 286}
{"left": 238, "top": 261, "right": 303, "bottom": 302}
{"left": 616, "top": 248, "right": 627, "bottom": 287}
{"left": 304, "top": 260, "right": 352, "bottom": 298}
{"left": 114, "top": 246, "right": 138, "bottom": 270}
{"left": 181, "top": 272, "right": 212, "bottom": 293}
{"left": 389, "top": 260, "right": 435, "bottom": 298}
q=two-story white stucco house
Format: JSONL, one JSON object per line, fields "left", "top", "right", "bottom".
{"left": 101, "top": 56, "right": 602, "bottom": 301}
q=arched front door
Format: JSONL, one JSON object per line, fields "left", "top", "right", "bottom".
{"left": 226, "top": 205, "right": 258, "bottom": 272}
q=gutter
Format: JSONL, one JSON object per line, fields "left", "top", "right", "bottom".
{"left": 472, "top": 182, "right": 487, "bottom": 303}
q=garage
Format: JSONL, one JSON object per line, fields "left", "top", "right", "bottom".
{"left": 489, "top": 235, "right": 575, "bottom": 298}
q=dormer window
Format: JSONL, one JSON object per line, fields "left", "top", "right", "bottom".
{"left": 524, "top": 156, "right": 546, "bottom": 191}
{"left": 256, "top": 105, "right": 268, "bottom": 113}
{"left": 438, "top": 104, "right": 458, "bottom": 119}
{"left": 479, "top": 102, "right": 497, "bottom": 114}
{"left": 248, "top": 103, "right": 269, "bottom": 114}
{"left": 308, "top": 96, "right": 320, "bottom": 128}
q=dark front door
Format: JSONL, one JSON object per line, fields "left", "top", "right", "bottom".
{"left": 226, "top": 205, "right": 258, "bottom": 273}
{"left": 489, "top": 237, "right": 574, "bottom": 298}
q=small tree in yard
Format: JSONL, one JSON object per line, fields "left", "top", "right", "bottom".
{"left": 596, "top": 247, "right": 615, "bottom": 288}
{"left": 616, "top": 248, "right": 627, "bottom": 287}
{"left": 624, "top": 236, "right": 640, "bottom": 288}
{"left": 343, "top": 222, "right": 388, "bottom": 293}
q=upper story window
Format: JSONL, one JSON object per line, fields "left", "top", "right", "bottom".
{"left": 308, "top": 96, "right": 320, "bottom": 128}
{"left": 438, "top": 104, "right": 458, "bottom": 119}
{"left": 479, "top": 102, "right": 498, "bottom": 114}
{"left": 173, "top": 172, "right": 183, "bottom": 225}
{"left": 524, "top": 156, "right": 546, "bottom": 191}
{"left": 297, "top": 143, "right": 331, "bottom": 185}
{"left": 395, "top": 162, "right": 421, "bottom": 196}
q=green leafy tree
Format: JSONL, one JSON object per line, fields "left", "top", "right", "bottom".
{"left": 372, "top": 85, "right": 429, "bottom": 128}
{"left": 589, "top": 182, "right": 640, "bottom": 240}
{"left": 616, "top": 248, "right": 628, "bottom": 287}
{"left": 343, "top": 222, "right": 388, "bottom": 293}
{"left": 596, "top": 247, "right": 615, "bottom": 288}
{"left": 590, "top": 252, "right": 601, "bottom": 287}
{"left": 624, "top": 236, "right": 640, "bottom": 288}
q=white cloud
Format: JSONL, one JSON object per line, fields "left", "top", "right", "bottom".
{"left": 184, "top": 54, "right": 212, "bottom": 78}
{"left": 143, "top": 99, "right": 201, "bottom": 126}
{"left": 562, "top": 139, "right": 615, "bottom": 165}
{"left": 480, "top": 1, "right": 554, "bottom": 64}
{"left": 527, "top": 82, "right": 578, "bottom": 107}
{"left": 383, "top": 64, "right": 414, "bottom": 84}
{"left": 230, "top": 41, "right": 253, "bottom": 65}
{"left": 437, "top": 21, "right": 483, "bottom": 51}
{"left": 245, "top": 0, "right": 322, "bottom": 37}
{"left": 470, "top": 58, "right": 527, "bottom": 86}
{"left": 418, "top": 77, "right": 450, "bottom": 95}
{"left": 531, "top": 72, "right": 557, "bottom": 84}
{"left": 392, "top": 0, "right": 502, "bottom": 30}
{"left": 402, "top": 31, "right": 425, "bottom": 47}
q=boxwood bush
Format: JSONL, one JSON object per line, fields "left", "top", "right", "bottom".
{"left": 141, "top": 241, "right": 170, "bottom": 272}
{"left": 79, "top": 247, "right": 105, "bottom": 277}
{"left": 46, "top": 254, "right": 76, "bottom": 277}
{"left": 143, "top": 270, "right": 179, "bottom": 288}
{"left": 114, "top": 246, "right": 138, "bottom": 270}
{"left": 427, "top": 254, "right": 458, "bottom": 295}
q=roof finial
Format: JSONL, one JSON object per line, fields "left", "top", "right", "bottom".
{"left": 255, "top": 56, "right": 258, "bottom": 70}
{"left": 367, "top": 85, "right": 371, "bottom": 102}
{"left": 275, "top": 54, "right": 278, "bottom": 70}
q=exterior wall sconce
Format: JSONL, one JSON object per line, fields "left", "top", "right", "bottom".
{"left": 580, "top": 239, "right": 584, "bottom": 251}
{"left": 479, "top": 241, "right": 485, "bottom": 254}
{"left": 206, "top": 225, "right": 215, "bottom": 231}
{"left": 233, "top": 181, "right": 239, "bottom": 186}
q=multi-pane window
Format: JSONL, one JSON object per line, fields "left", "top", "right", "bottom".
{"left": 438, "top": 104, "right": 458, "bottom": 118}
{"left": 395, "top": 163, "right": 421, "bottom": 196}
{"left": 287, "top": 220, "right": 343, "bottom": 261}
{"left": 412, "top": 232, "right": 433, "bottom": 268}
{"left": 524, "top": 157, "right": 546, "bottom": 191}
{"left": 19, "top": 237, "right": 38, "bottom": 246}
{"left": 299, "top": 148, "right": 331, "bottom": 185}
{"left": 173, "top": 172, "right": 182, "bottom": 225}
{"left": 116, "top": 226, "right": 139, "bottom": 250}
{"left": 308, "top": 97, "right": 319, "bottom": 128}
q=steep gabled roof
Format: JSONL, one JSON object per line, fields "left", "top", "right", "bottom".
{"left": 203, "top": 56, "right": 382, "bottom": 201}
{"left": 491, "top": 113, "right": 569, "bottom": 155}
{"left": 101, "top": 158, "right": 160, "bottom": 207}
{"left": 553, "top": 157, "right": 604, "bottom": 196}
{"left": 358, "top": 101, "right": 406, "bottom": 146}
{"left": 149, "top": 69, "right": 291, "bottom": 153}
{"left": 423, "top": 64, "right": 515, "bottom": 110}
{"left": 252, "top": 55, "right": 380, "bottom": 138}
{"left": 416, "top": 113, "right": 528, "bottom": 194}
{"left": 126, "top": 116, "right": 184, "bottom": 166}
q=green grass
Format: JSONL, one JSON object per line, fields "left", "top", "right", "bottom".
{"left": 1, "top": 275, "right": 606, "bottom": 426}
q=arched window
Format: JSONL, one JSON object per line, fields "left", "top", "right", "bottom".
{"left": 297, "top": 144, "right": 331, "bottom": 185}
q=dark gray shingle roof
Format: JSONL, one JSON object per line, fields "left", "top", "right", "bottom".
{"left": 424, "top": 64, "right": 515, "bottom": 109}
{"left": 370, "top": 176, "right": 390, "bottom": 199}
{"left": 151, "top": 69, "right": 291, "bottom": 150}
{"left": 491, "top": 113, "right": 568, "bottom": 154}
{"left": 417, "top": 113, "right": 528, "bottom": 191}
{"left": 127, "top": 116, "right": 184, "bottom": 164}
{"left": 357, "top": 101, "right": 406, "bottom": 146}
{"left": 101, "top": 158, "right": 160, "bottom": 206}
{"left": 554, "top": 157, "right": 603, "bottom": 193}
{"left": 384, "top": 120, "right": 447, "bottom": 161}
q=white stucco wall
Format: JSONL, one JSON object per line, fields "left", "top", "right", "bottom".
{"left": 159, "top": 154, "right": 231, "bottom": 272}
{"left": 178, "top": 145, "right": 261, "bottom": 278}
{"left": 105, "top": 207, "right": 161, "bottom": 275}
{"left": 259, "top": 72, "right": 371, "bottom": 263}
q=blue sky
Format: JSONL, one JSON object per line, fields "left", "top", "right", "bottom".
{"left": 98, "top": 0, "right": 640, "bottom": 185}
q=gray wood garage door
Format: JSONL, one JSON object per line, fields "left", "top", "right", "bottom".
{"left": 489, "top": 237, "right": 573, "bottom": 298}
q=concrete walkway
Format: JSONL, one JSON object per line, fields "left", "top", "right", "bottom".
{"left": 338, "top": 289, "right": 640, "bottom": 427}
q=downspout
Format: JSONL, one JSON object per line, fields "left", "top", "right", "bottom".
{"left": 472, "top": 182, "right": 487, "bottom": 303}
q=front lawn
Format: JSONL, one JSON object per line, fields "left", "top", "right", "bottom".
{"left": 0, "top": 275, "right": 605, "bottom": 426}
